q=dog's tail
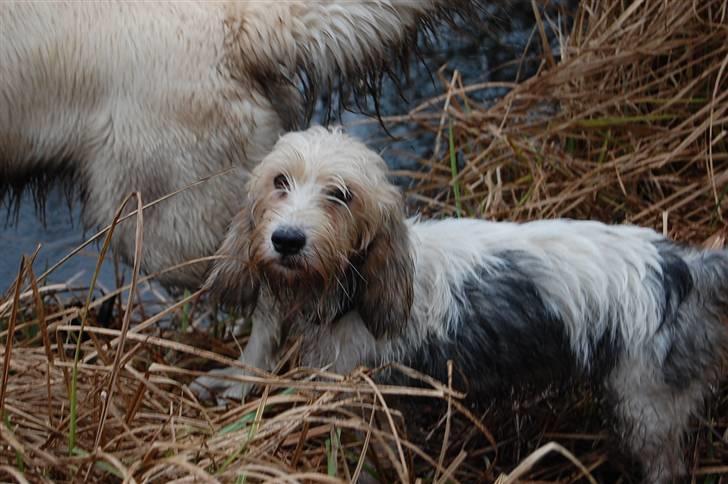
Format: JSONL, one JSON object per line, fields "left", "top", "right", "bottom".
{"left": 223, "top": 0, "right": 478, "bottom": 128}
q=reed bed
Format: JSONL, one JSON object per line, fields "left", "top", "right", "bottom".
{"left": 389, "top": 0, "right": 727, "bottom": 238}
{"left": 1, "top": 0, "right": 728, "bottom": 482}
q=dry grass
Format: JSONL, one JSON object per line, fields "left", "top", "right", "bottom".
{"left": 397, "top": 0, "right": 728, "bottom": 242}
{"left": 1, "top": 0, "right": 728, "bottom": 482}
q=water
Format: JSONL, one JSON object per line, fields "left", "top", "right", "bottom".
{"left": 0, "top": 2, "right": 566, "bottom": 290}
{"left": 1, "top": 190, "right": 123, "bottom": 291}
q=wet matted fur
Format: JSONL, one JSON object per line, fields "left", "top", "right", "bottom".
{"left": 195, "top": 126, "right": 728, "bottom": 483}
{"left": 0, "top": 0, "right": 479, "bottom": 287}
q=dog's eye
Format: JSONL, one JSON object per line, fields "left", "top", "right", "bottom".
{"left": 273, "top": 174, "right": 289, "bottom": 190}
{"left": 327, "top": 187, "right": 352, "bottom": 204}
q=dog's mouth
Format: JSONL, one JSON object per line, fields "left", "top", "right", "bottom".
{"left": 261, "top": 255, "right": 328, "bottom": 295}
{"left": 262, "top": 255, "right": 307, "bottom": 279}
{"left": 276, "top": 254, "right": 304, "bottom": 269}
{"left": 264, "top": 253, "right": 333, "bottom": 289}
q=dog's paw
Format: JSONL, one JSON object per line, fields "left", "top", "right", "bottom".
{"left": 189, "top": 366, "right": 253, "bottom": 405}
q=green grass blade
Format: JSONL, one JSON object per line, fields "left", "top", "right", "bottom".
{"left": 180, "top": 289, "right": 191, "bottom": 332}
{"left": 4, "top": 412, "right": 24, "bottom": 472}
{"left": 325, "top": 437, "right": 335, "bottom": 477}
{"left": 217, "top": 388, "right": 270, "bottom": 475}
{"left": 71, "top": 448, "right": 123, "bottom": 479}
{"left": 217, "top": 410, "right": 257, "bottom": 436}
{"left": 448, "top": 119, "right": 463, "bottom": 218}
{"left": 68, "top": 195, "right": 133, "bottom": 453}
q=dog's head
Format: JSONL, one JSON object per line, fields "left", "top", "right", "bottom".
{"left": 206, "top": 126, "right": 414, "bottom": 338}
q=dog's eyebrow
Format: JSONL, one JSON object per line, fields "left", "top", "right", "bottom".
{"left": 324, "top": 175, "right": 349, "bottom": 192}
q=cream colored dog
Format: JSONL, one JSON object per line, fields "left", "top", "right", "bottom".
{"left": 0, "top": 1, "right": 475, "bottom": 287}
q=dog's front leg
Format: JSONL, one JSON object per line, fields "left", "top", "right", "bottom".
{"left": 191, "top": 307, "right": 283, "bottom": 404}
{"left": 302, "top": 311, "right": 378, "bottom": 374}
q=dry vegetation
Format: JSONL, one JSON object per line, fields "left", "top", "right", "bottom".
{"left": 1, "top": 0, "right": 727, "bottom": 482}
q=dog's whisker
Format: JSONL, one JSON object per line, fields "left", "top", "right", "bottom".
{"left": 344, "top": 257, "right": 366, "bottom": 284}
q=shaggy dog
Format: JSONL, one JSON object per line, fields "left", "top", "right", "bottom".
{"left": 0, "top": 1, "right": 475, "bottom": 287}
{"left": 195, "top": 126, "right": 728, "bottom": 483}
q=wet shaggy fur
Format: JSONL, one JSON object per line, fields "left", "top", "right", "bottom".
{"left": 194, "top": 126, "right": 728, "bottom": 483}
{"left": 0, "top": 1, "right": 479, "bottom": 287}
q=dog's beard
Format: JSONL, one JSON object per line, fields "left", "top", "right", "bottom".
{"left": 257, "top": 254, "right": 360, "bottom": 327}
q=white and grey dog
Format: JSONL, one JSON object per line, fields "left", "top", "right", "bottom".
{"left": 0, "top": 1, "right": 475, "bottom": 288}
{"left": 194, "top": 127, "right": 728, "bottom": 482}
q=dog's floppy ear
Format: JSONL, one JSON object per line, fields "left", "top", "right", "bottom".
{"left": 204, "top": 208, "right": 260, "bottom": 315}
{"left": 356, "top": 210, "right": 414, "bottom": 339}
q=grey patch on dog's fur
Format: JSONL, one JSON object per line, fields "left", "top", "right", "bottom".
{"left": 652, "top": 241, "right": 694, "bottom": 330}
{"left": 657, "top": 246, "right": 728, "bottom": 388}
{"left": 647, "top": 241, "right": 700, "bottom": 388}
{"left": 406, "top": 251, "right": 623, "bottom": 396}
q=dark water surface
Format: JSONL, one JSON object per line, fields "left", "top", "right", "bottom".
{"left": 1, "top": 2, "right": 567, "bottom": 290}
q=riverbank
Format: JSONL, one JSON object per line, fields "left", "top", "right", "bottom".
{"left": 1, "top": 0, "right": 726, "bottom": 481}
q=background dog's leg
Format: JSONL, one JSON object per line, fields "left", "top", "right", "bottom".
{"left": 191, "top": 310, "right": 283, "bottom": 404}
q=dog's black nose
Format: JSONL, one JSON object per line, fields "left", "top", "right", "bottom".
{"left": 271, "top": 227, "right": 306, "bottom": 255}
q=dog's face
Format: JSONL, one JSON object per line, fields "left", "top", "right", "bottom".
{"left": 246, "top": 134, "right": 385, "bottom": 287}
{"left": 207, "top": 127, "right": 414, "bottom": 338}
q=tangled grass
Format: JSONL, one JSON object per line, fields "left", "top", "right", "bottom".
{"left": 1, "top": 0, "right": 727, "bottom": 482}
{"left": 400, "top": 0, "right": 728, "bottom": 240}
